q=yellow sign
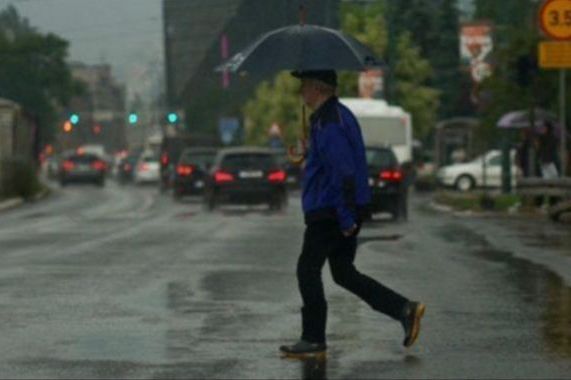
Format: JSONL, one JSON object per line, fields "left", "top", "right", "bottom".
{"left": 539, "top": 41, "right": 571, "bottom": 68}
{"left": 539, "top": 0, "right": 571, "bottom": 40}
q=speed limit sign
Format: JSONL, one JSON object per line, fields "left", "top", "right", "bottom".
{"left": 539, "top": 0, "right": 571, "bottom": 40}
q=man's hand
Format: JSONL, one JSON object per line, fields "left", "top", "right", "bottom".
{"left": 342, "top": 224, "right": 358, "bottom": 237}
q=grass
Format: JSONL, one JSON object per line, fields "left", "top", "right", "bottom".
{"left": 433, "top": 190, "right": 522, "bottom": 213}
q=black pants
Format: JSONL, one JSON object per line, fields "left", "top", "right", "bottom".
{"left": 297, "top": 220, "right": 409, "bottom": 344}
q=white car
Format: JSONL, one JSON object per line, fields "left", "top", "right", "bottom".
{"left": 134, "top": 154, "right": 160, "bottom": 184}
{"left": 436, "top": 150, "right": 521, "bottom": 191}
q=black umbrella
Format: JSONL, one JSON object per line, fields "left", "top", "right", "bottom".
{"left": 215, "top": 8, "right": 382, "bottom": 164}
{"left": 215, "top": 24, "right": 383, "bottom": 75}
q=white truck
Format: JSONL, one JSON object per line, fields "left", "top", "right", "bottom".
{"left": 340, "top": 98, "right": 413, "bottom": 164}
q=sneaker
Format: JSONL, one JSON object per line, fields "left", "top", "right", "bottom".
{"left": 401, "top": 302, "right": 426, "bottom": 348}
{"left": 279, "top": 340, "right": 327, "bottom": 359}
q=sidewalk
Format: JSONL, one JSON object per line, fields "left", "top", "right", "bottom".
{"left": 0, "top": 187, "right": 51, "bottom": 213}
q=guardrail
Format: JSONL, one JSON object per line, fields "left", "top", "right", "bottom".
{"left": 516, "top": 177, "right": 571, "bottom": 222}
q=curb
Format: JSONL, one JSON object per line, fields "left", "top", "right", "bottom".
{"left": 0, "top": 198, "right": 24, "bottom": 212}
{"left": 31, "top": 187, "right": 51, "bottom": 202}
{"left": 0, "top": 186, "right": 52, "bottom": 213}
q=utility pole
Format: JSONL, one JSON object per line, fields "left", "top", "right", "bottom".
{"left": 560, "top": 69, "right": 567, "bottom": 176}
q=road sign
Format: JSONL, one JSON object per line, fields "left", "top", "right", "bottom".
{"left": 539, "top": 40, "right": 571, "bottom": 68}
{"left": 539, "top": 0, "right": 571, "bottom": 40}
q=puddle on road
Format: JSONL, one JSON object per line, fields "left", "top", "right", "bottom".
{"left": 438, "top": 224, "right": 571, "bottom": 359}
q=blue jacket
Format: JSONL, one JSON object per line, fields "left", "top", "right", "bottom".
{"left": 302, "top": 97, "right": 371, "bottom": 230}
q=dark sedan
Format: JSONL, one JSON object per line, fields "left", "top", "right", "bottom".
{"left": 173, "top": 147, "right": 218, "bottom": 199}
{"left": 59, "top": 153, "right": 107, "bottom": 187}
{"left": 204, "top": 147, "right": 288, "bottom": 211}
{"left": 366, "top": 146, "right": 408, "bottom": 221}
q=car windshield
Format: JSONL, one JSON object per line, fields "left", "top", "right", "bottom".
{"left": 221, "top": 153, "right": 276, "bottom": 171}
{"left": 142, "top": 155, "right": 159, "bottom": 163}
{"left": 180, "top": 152, "right": 217, "bottom": 168}
{"left": 366, "top": 148, "right": 397, "bottom": 168}
{"left": 66, "top": 154, "right": 99, "bottom": 163}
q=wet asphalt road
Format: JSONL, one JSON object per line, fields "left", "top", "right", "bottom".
{"left": 0, "top": 181, "right": 570, "bottom": 379}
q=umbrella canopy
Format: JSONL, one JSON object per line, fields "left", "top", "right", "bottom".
{"left": 215, "top": 24, "right": 383, "bottom": 75}
{"left": 497, "top": 108, "right": 560, "bottom": 130}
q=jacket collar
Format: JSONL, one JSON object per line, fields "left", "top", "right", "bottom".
{"left": 310, "top": 96, "right": 338, "bottom": 125}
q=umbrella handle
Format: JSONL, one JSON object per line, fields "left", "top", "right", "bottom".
{"left": 287, "top": 139, "right": 307, "bottom": 165}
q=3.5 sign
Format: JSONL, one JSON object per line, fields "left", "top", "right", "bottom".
{"left": 540, "top": 0, "right": 571, "bottom": 40}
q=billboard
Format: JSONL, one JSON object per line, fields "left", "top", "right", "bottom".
{"left": 460, "top": 22, "right": 493, "bottom": 83}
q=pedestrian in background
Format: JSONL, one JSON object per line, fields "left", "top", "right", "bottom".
{"left": 537, "top": 121, "right": 560, "bottom": 179}
{"left": 515, "top": 128, "right": 533, "bottom": 177}
{"left": 279, "top": 70, "right": 425, "bottom": 358}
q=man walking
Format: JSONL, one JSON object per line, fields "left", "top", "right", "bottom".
{"left": 280, "top": 70, "right": 425, "bottom": 358}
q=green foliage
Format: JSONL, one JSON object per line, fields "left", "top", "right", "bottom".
{"left": 0, "top": 5, "right": 80, "bottom": 143}
{"left": 338, "top": 0, "right": 387, "bottom": 97}
{"left": 472, "top": 0, "right": 567, "bottom": 148}
{"left": 394, "top": 32, "right": 440, "bottom": 139}
{"left": 243, "top": 72, "right": 301, "bottom": 146}
{"left": 243, "top": 1, "right": 440, "bottom": 143}
{"left": 0, "top": 158, "right": 41, "bottom": 200}
{"left": 387, "top": 0, "right": 463, "bottom": 120}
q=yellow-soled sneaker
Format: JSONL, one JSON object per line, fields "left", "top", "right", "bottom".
{"left": 280, "top": 340, "right": 327, "bottom": 360}
{"left": 402, "top": 302, "right": 426, "bottom": 348}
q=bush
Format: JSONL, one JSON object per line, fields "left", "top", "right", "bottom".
{"left": 0, "top": 158, "right": 41, "bottom": 200}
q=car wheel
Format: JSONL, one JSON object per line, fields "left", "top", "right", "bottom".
{"left": 206, "top": 196, "right": 217, "bottom": 211}
{"left": 391, "top": 206, "right": 401, "bottom": 221}
{"left": 59, "top": 180, "right": 67, "bottom": 187}
{"left": 97, "top": 179, "right": 105, "bottom": 187}
{"left": 455, "top": 175, "right": 475, "bottom": 192}
{"left": 269, "top": 199, "right": 282, "bottom": 211}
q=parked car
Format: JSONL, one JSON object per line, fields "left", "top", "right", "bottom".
{"left": 204, "top": 147, "right": 288, "bottom": 211}
{"left": 134, "top": 152, "right": 161, "bottom": 184}
{"left": 366, "top": 145, "right": 408, "bottom": 221}
{"left": 436, "top": 149, "right": 520, "bottom": 192}
{"left": 173, "top": 147, "right": 218, "bottom": 199}
{"left": 58, "top": 152, "right": 107, "bottom": 187}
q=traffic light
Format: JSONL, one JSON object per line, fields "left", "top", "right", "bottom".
{"left": 128, "top": 113, "right": 138, "bottom": 125}
{"left": 93, "top": 124, "right": 102, "bottom": 135}
{"left": 167, "top": 112, "right": 178, "bottom": 124}
{"left": 63, "top": 121, "right": 73, "bottom": 133}
{"left": 69, "top": 113, "right": 80, "bottom": 125}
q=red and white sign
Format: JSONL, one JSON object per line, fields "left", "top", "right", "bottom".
{"left": 358, "top": 70, "right": 384, "bottom": 99}
{"left": 460, "top": 22, "right": 494, "bottom": 83}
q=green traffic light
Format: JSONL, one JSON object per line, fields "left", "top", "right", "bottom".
{"left": 167, "top": 113, "right": 178, "bottom": 123}
{"left": 129, "top": 113, "right": 138, "bottom": 124}
{"left": 70, "top": 114, "right": 80, "bottom": 125}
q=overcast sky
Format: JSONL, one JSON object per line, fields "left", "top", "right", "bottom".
{"left": 2, "top": 0, "right": 164, "bottom": 102}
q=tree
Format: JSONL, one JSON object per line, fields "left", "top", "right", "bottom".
{"left": 432, "top": 0, "right": 464, "bottom": 118}
{"left": 337, "top": 0, "right": 387, "bottom": 97}
{"left": 243, "top": 1, "right": 440, "bottom": 144}
{"left": 470, "top": 0, "right": 566, "bottom": 146}
{"left": 0, "top": 5, "right": 81, "bottom": 144}
{"left": 394, "top": 32, "right": 440, "bottom": 139}
{"left": 242, "top": 72, "right": 301, "bottom": 146}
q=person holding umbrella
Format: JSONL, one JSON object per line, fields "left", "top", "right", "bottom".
{"left": 215, "top": 9, "right": 425, "bottom": 358}
{"left": 278, "top": 70, "right": 425, "bottom": 358}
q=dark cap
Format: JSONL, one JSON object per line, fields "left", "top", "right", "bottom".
{"left": 291, "top": 70, "right": 337, "bottom": 87}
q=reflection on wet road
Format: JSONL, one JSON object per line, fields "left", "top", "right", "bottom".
{"left": 437, "top": 221, "right": 571, "bottom": 361}
{"left": 0, "top": 183, "right": 570, "bottom": 378}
